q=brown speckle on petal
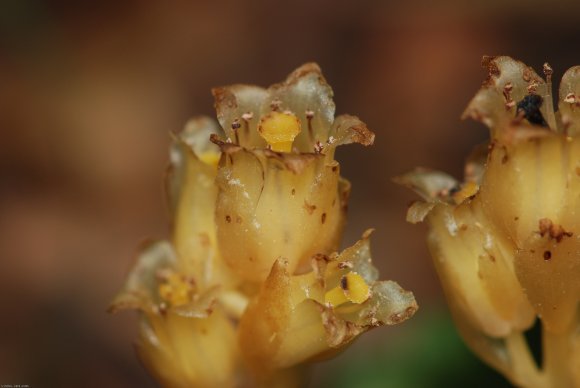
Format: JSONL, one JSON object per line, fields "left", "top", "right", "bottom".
{"left": 340, "top": 275, "right": 348, "bottom": 291}
{"left": 303, "top": 200, "right": 316, "bottom": 214}
{"left": 482, "top": 55, "right": 501, "bottom": 85}
{"left": 543, "top": 62, "right": 553, "bottom": 81}
{"left": 538, "top": 218, "right": 573, "bottom": 242}
{"left": 565, "top": 93, "right": 577, "bottom": 104}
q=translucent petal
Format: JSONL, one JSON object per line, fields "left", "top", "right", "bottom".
{"left": 325, "top": 114, "right": 375, "bottom": 159}
{"left": 462, "top": 56, "right": 553, "bottom": 137}
{"left": 262, "top": 63, "right": 335, "bottom": 152}
{"left": 109, "top": 240, "right": 176, "bottom": 314}
{"left": 480, "top": 135, "right": 580, "bottom": 248}
{"left": 558, "top": 66, "right": 580, "bottom": 136}
{"left": 167, "top": 117, "right": 221, "bottom": 214}
{"left": 426, "top": 201, "right": 534, "bottom": 337}
{"left": 393, "top": 168, "right": 458, "bottom": 202}
{"left": 168, "top": 120, "right": 234, "bottom": 288}
{"left": 238, "top": 235, "right": 417, "bottom": 374}
{"left": 464, "top": 142, "right": 489, "bottom": 184}
{"left": 213, "top": 84, "right": 268, "bottom": 148}
{"left": 214, "top": 144, "right": 346, "bottom": 282}
{"left": 406, "top": 201, "right": 436, "bottom": 224}
{"left": 138, "top": 310, "right": 239, "bottom": 388}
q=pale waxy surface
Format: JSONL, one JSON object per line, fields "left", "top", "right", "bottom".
{"left": 481, "top": 135, "right": 580, "bottom": 333}
{"left": 138, "top": 310, "right": 239, "bottom": 388}
{"left": 215, "top": 148, "right": 347, "bottom": 282}
{"left": 426, "top": 201, "right": 535, "bottom": 337}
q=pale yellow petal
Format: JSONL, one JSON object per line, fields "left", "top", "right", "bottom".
{"left": 263, "top": 63, "right": 335, "bottom": 152}
{"left": 215, "top": 146, "right": 345, "bottom": 282}
{"left": 138, "top": 310, "right": 239, "bottom": 388}
{"left": 213, "top": 84, "right": 268, "bottom": 148}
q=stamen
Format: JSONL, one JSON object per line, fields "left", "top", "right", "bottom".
{"left": 158, "top": 271, "right": 195, "bottom": 307}
{"left": 452, "top": 182, "right": 479, "bottom": 204}
{"left": 324, "top": 272, "right": 371, "bottom": 307}
{"left": 258, "top": 111, "right": 301, "bottom": 152}
{"left": 198, "top": 151, "right": 220, "bottom": 167}
{"left": 542, "top": 62, "right": 557, "bottom": 129}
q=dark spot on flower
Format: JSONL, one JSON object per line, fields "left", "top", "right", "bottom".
{"left": 321, "top": 213, "right": 327, "bottom": 224}
{"left": 460, "top": 224, "right": 468, "bottom": 231}
{"left": 231, "top": 120, "right": 241, "bottom": 143}
{"left": 248, "top": 257, "right": 254, "bottom": 262}
{"left": 340, "top": 275, "right": 348, "bottom": 290}
{"left": 516, "top": 95, "right": 548, "bottom": 127}
{"left": 489, "top": 255, "right": 496, "bottom": 262}
{"left": 225, "top": 215, "right": 231, "bottom": 223}
{"left": 538, "top": 218, "right": 572, "bottom": 242}
{"left": 332, "top": 166, "right": 338, "bottom": 172}
{"left": 304, "top": 200, "right": 316, "bottom": 214}
{"left": 543, "top": 250, "right": 552, "bottom": 260}
{"left": 502, "top": 153, "right": 509, "bottom": 164}
{"left": 514, "top": 216, "right": 519, "bottom": 221}
{"left": 291, "top": 188, "right": 296, "bottom": 195}
{"left": 448, "top": 184, "right": 461, "bottom": 196}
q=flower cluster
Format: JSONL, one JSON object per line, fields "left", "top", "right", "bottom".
{"left": 110, "top": 64, "right": 417, "bottom": 387}
{"left": 398, "top": 56, "right": 580, "bottom": 388}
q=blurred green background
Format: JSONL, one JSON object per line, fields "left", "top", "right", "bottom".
{"left": 0, "top": 1, "right": 576, "bottom": 387}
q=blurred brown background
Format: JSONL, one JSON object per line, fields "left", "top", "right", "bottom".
{"left": 1, "top": 1, "right": 579, "bottom": 387}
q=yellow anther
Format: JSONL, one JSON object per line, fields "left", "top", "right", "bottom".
{"left": 258, "top": 111, "right": 301, "bottom": 152}
{"left": 452, "top": 181, "right": 479, "bottom": 204}
{"left": 198, "top": 151, "right": 220, "bottom": 167}
{"left": 158, "top": 272, "right": 195, "bottom": 307}
{"left": 324, "top": 272, "right": 371, "bottom": 307}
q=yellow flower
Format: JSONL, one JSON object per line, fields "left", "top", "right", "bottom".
{"left": 109, "top": 241, "right": 241, "bottom": 388}
{"left": 111, "top": 63, "right": 416, "bottom": 387}
{"left": 398, "top": 56, "right": 580, "bottom": 388}
{"left": 212, "top": 63, "right": 374, "bottom": 282}
{"left": 238, "top": 230, "right": 417, "bottom": 380}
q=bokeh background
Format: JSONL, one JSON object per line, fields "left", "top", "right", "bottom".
{"left": 1, "top": 1, "right": 578, "bottom": 386}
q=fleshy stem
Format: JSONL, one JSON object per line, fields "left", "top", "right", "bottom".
{"left": 504, "top": 320, "right": 577, "bottom": 388}
{"left": 542, "top": 323, "right": 575, "bottom": 388}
